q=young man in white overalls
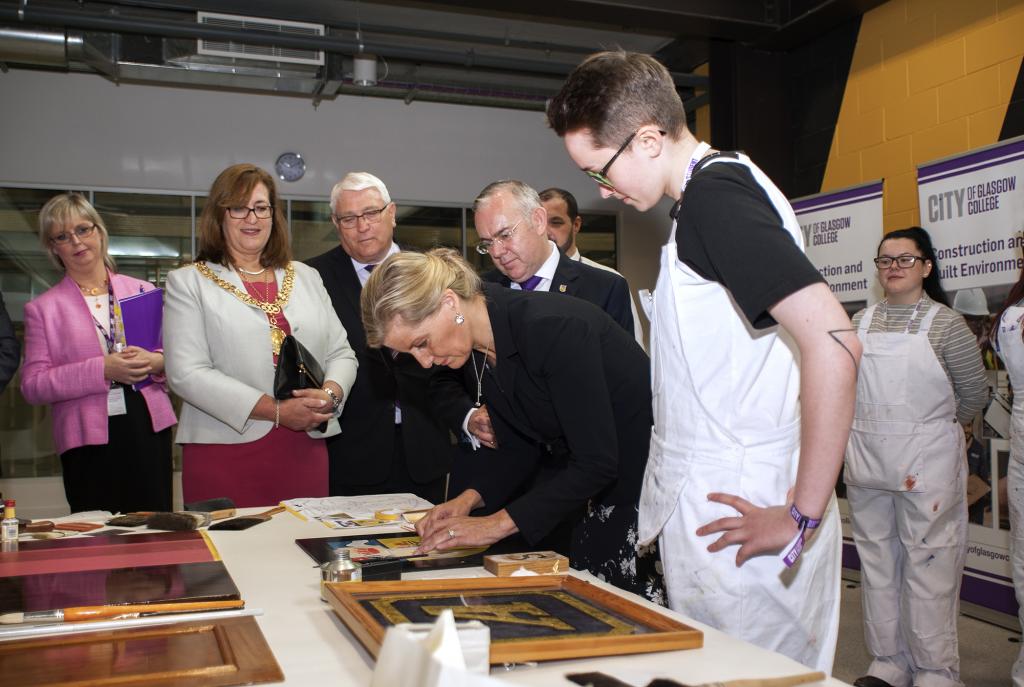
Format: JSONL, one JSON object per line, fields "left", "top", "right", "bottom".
{"left": 548, "top": 50, "right": 862, "bottom": 672}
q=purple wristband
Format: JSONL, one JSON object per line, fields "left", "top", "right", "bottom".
{"left": 782, "top": 505, "right": 822, "bottom": 568}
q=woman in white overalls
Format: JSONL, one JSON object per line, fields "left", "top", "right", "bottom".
{"left": 847, "top": 227, "right": 988, "bottom": 687}
{"left": 994, "top": 270, "right": 1024, "bottom": 687}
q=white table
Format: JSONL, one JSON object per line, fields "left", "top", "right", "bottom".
{"left": 206, "top": 509, "right": 850, "bottom": 686}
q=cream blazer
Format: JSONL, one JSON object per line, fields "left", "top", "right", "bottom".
{"left": 164, "top": 261, "right": 358, "bottom": 444}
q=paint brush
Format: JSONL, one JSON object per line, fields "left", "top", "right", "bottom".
{"left": 566, "top": 672, "right": 827, "bottom": 687}
{"left": 0, "top": 599, "right": 245, "bottom": 624}
{"left": 209, "top": 505, "right": 285, "bottom": 531}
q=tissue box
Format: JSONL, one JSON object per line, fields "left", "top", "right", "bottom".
{"left": 398, "top": 620, "right": 490, "bottom": 674}
{"left": 483, "top": 551, "right": 569, "bottom": 576}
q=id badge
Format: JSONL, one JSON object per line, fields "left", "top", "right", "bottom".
{"left": 107, "top": 386, "right": 128, "bottom": 416}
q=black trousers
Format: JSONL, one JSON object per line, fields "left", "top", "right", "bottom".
{"left": 334, "top": 424, "right": 447, "bottom": 505}
{"left": 59, "top": 385, "right": 172, "bottom": 514}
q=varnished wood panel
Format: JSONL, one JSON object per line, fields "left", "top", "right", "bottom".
{"left": 0, "top": 615, "right": 283, "bottom": 686}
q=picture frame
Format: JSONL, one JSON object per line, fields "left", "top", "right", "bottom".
{"left": 324, "top": 575, "right": 703, "bottom": 664}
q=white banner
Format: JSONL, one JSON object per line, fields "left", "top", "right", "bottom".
{"left": 792, "top": 180, "right": 883, "bottom": 303}
{"left": 917, "top": 135, "right": 1024, "bottom": 291}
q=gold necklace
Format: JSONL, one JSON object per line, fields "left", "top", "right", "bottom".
{"left": 194, "top": 262, "right": 295, "bottom": 354}
{"left": 75, "top": 279, "right": 108, "bottom": 296}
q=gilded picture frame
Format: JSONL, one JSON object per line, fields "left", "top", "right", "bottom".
{"left": 324, "top": 575, "right": 703, "bottom": 664}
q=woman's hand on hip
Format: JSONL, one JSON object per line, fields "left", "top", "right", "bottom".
{"left": 696, "top": 492, "right": 800, "bottom": 566}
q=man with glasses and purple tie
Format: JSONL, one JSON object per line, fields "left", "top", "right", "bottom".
{"left": 443, "top": 179, "right": 635, "bottom": 452}
{"left": 306, "top": 172, "right": 450, "bottom": 503}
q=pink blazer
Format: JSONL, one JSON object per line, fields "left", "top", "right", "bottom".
{"left": 21, "top": 272, "right": 177, "bottom": 456}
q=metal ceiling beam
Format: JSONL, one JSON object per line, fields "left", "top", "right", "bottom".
{"left": 0, "top": 3, "right": 709, "bottom": 87}
{"left": 377, "top": 0, "right": 778, "bottom": 41}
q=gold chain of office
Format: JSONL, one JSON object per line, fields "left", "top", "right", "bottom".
{"left": 193, "top": 261, "right": 295, "bottom": 314}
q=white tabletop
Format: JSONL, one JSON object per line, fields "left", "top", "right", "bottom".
{"left": 205, "top": 508, "right": 850, "bottom": 686}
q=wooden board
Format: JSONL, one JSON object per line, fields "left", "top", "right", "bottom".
{"left": 0, "top": 615, "right": 283, "bottom": 687}
{"left": 0, "top": 560, "right": 241, "bottom": 615}
{"left": 0, "top": 532, "right": 219, "bottom": 577}
{"left": 325, "top": 575, "right": 702, "bottom": 664}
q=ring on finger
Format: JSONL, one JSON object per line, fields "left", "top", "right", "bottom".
{"left": 447, "top": 528, "right": 456, "bottom": 539}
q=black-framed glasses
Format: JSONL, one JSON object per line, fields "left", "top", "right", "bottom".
{"left": 583, "top": 129, "right": 666, "bottom": 189}
{"left": 874, "top": 255, "right": 927, "bottom": 269}
{"left": 333, "top": 203, "right": 391, "bottom": 229}
{"left": 226, "top": 204, "right": 273, "bottom": 220}
{"left": 475, "top": 218, "right": 523, "bottom": 255}
{"left": 50, "top": 223, "right": 97, "bottom": 245}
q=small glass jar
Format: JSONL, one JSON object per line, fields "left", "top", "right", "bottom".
{"left": 320, "top": 548, "right": 361, "bottom": 601}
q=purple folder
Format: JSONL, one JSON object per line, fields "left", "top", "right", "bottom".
{"left": 118, "top": 288, "right": 163, "bottom": 389}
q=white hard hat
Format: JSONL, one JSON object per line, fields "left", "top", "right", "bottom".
{"left": 953, "top": 287, "right": 990, "bottom": 316}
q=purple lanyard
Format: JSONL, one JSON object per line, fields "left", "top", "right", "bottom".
{"left": 90, "top": 282, "right": 118, "bottom": 353}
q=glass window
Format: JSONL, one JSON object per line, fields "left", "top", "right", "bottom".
{"left": 0, "top": 184, "right": 618, "bottom": 485}
{"left": 394, "top": 206, "right": 462, "bottom": 253}
{"left": 577, "top": 212, "right": 618, "bottom": 269}
{"left": 289, "top": 200, "right": 335, "bottom": 262}
{"left": 92, "top": 192, "right": 193, "bottom": 285}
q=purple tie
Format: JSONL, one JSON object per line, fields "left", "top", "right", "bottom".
{"left": 365, "top": 264, "right": 376, "bottom": 274}
{"left": 517, "top": 275, "right": 542, "bottom": 291}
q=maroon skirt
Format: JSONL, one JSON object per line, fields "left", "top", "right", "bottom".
{"left": 182, "top": 427, "right": 328, "bottom": 508}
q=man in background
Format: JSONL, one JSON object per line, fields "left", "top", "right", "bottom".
{"left": 540, "top": 187, "right": 644, "bottom": 348}
{"left": 307, "top": 172, "right": 450, "bottom": 503}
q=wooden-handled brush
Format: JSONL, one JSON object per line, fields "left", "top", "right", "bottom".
{"left": 209, "top": 506, "right": 286, "bottom": 531}
{"left": 0, "top": 599, "right": 245, "bottom": 624}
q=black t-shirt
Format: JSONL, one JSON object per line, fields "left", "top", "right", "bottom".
{"left": 675, "top": 161, "right": 825, "bottom": 329}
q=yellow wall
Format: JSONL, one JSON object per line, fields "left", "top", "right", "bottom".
{"left": 823, "top": 0, "right": 1024, "bottom": 231}
{"left": 693, "top": 62, "right": 711, "bottom": 143}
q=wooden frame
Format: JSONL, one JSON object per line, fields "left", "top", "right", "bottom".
{"left": 324, "top": 575, "right": 702, "bottom": 664}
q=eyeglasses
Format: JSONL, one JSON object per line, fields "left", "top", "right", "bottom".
{"left": 475, "top": 219, "right": 523, "bottom": 255}
{"left": 226, "top": 204, "right": 273, "bottom": 220}
{"left": 50, "top": 224, "right": 97, "bottom": 245}
{"left": 874, "top": 255, "right": 927, "bottom": 269}
{"left": 334, "top": 203, "right": 391, "bottom": 229}
{"left": 583, "top": 129, "right": 666, "bottom": 190}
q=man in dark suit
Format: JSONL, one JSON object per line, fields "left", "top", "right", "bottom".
{"left": 306, "top": 172, "right": 450, "bottom": 503}
{"left": 452, "top": 179, "right": 635, "bottom": 452}
{"left": 474, "top": 179, "right": 634, "bottom": 336}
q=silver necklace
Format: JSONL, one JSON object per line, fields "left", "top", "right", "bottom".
{"left": 471, "top": 344, "right": 491, "bottom": 408}
{"left": 236, "top": 265, "right": 267, "bottom": 276}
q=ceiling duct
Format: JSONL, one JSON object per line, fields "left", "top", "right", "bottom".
{"left": 195, "top": 12, "right": 324, "bottom": 67}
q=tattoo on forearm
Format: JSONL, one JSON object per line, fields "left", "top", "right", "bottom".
{"left": 828, "top": 328, "right": 859, "bottom": 369}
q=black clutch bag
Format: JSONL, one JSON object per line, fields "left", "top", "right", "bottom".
{"left": 273, "top": 335, "right": 328, "bottom": 433}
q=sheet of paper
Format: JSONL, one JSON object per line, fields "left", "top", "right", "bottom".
{"left": 281, "top": 494, "right": 434, "bottom": 528}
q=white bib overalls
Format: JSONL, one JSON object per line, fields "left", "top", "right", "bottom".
{"left": 996, "top": 305, "right": 1024, "bottom": 687}
{"left": 846, "top": 302, "right": 967, "bottom": 687}
{"left": 638, "top": 153, "right": 841, "bottom": 672}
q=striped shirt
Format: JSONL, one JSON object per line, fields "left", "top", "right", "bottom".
{"left": 852, "top": 298, "right": 989, "bottom": 424}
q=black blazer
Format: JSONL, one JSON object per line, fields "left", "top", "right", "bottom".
{"left": 433, "top": 283, "right": 652, "bottom": 545}
{"left": 0, "top": 290, "right": 19, "bottom": 394}
{"left": 482, "top": 250, "right": 635, "bottom": 338}
{"left": 306, "top": 246, "right": 451, "bottom": 491}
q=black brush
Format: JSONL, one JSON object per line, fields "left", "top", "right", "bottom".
{"left": 209, "top": 506, "right": 285, "bottom": 531}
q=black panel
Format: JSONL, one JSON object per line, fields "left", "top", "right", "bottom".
{"left": 1000, "top": 59, "right": 1024, "bottom": 141}
{"left": 785, "top": 15, "right": 861, "bottom": 197}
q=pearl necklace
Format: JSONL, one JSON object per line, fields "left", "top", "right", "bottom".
{"left": 236, "top": 265, "right": 267, "bottom": 276}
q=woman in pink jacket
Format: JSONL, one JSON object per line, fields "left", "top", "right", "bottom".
{"left": 21, "top": 193, "right": 176, "bottom": 513}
